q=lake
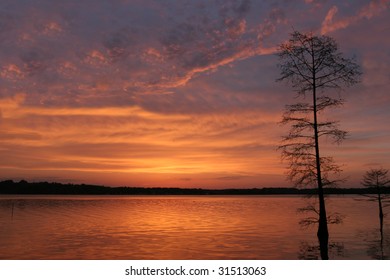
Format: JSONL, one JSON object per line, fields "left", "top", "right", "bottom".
{"left": 0, "top": 195, "right": 388, "bottom": 260}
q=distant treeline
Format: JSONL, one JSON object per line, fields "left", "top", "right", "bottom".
{"left": 1, "top": 180, "right": 390, "bottom": 195}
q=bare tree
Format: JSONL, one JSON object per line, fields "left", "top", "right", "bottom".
{"left": 359, "top": 168, "right": 390, "bottom": 241}
{"left": 276, "top": 31, "right": 361, "bottom": 259}
{"left": 297, "top": 199, "right": 344, "bottom": 228}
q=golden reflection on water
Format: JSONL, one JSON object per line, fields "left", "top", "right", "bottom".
{"left": 0, "top": 195, "right": 388, "bottom": 259}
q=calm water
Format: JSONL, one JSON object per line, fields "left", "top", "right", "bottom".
{"left": 0, "top": 195, "right": 388, "bottom": 260}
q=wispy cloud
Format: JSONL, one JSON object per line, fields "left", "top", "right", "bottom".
{"left": 321, "top": 0, "right": 390, "bottom": 34}
{"left": 0, "top": 0, "right": 285, "bottom": 108}
{"left": 0, "top": 93, "right": 283, "bottom": 186}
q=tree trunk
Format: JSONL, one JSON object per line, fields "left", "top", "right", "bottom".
{"left": 315, "top": 132, "right": 329, "bottom": 259}
{"left": 312, "top": 54, "right": 329, "bottom": 260}
{"left": 317, "top": 191, "right": 329, "bottom": 260}
{"left": 377, "top": 187, "right": 384, "bottom": 242}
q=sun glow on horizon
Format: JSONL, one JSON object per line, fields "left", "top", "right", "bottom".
{"left": 0, "top": 94, "right": 286, "bottom": 187}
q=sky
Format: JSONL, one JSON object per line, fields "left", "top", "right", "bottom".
{"left": 0, "top": 0, "right": 389, "bottom": 188}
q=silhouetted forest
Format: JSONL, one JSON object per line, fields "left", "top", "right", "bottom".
{"left": 1, "top": 180, "right": 390, "bottom": 195}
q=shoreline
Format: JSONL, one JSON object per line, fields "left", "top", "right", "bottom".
{"left": 1, "top": 180, "right": 390, "bottom": 196}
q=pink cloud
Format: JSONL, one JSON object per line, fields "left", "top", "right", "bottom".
{"left": 321, "top": 0, "right": 390, "bottom": 34}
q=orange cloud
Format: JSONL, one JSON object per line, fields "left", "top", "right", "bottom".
{"left": 43, "top": 21, "right": 63, "bottom": 35}
{"left": 1, "top": 64, "right": 25, "bottom": 81}
{"left": 84, "top": 50, "right": 108, "bottom": 66}
{"left": 0, "top": 95, "right": 284, "bottom": 187}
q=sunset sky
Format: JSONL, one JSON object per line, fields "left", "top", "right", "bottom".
{"left": 0, "top": 0, "right": 389, "bottom": 188}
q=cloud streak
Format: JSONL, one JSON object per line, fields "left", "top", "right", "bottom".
{"left": 321, "top": 0, "right": 390, "bottom": 34}
{"left": 0, "top": 93, "right": 283, "bottom": 186}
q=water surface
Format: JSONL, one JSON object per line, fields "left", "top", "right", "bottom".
{"left": 0, "top": 195, "right": 388, "bottom": 259}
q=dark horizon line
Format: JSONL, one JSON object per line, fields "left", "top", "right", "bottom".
{"left": 1, "top": 179, "right": 390, "bottom": 195}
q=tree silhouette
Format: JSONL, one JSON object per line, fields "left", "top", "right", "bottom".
{"left": 359, "top": 168, "right": 390, "bottom": 243}
{"left": 276, "top": 31, "right": 361, "bottom": 259}
{"left": 297, "top": 198, "right": 344, "bottom": 228}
